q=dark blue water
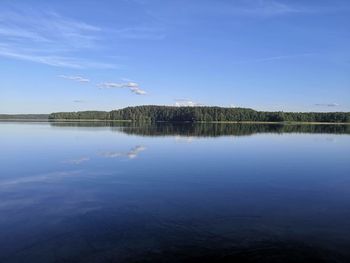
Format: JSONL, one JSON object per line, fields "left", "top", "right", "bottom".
{"left": 1, "top": 122, "right": 350, "bottom": 263}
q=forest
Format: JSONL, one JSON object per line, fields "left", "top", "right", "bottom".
{"left": 48, "top": 106, "right": 350, "bottom": 123}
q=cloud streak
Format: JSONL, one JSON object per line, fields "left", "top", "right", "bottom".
{"left": 0, "top": 45, "right": 103, "bottom": 68}
{"left": 130, "top": 87, "right": 147, "bottom": 95}
{"left": 0, "top": 8, "right": 115, "bottom": 68}
{"left": 232, "top": 0, "right": 304, "bottom": 16}
{"left": 97, "top": 82, "right": 138, "bottom": 89}
{"left": 59, "top": 75, "right": 90, "bottom": 83}
{"left": 231, "top": 53, "right": 315, "bottom": 65}
{"left": 98, "top": 81, "right": 147, "bottom": 95}
{"left": 175, "top": 99, "right": 203, "bottom": 107}
{"left": 140, "top": 0, "right": 313, "bottom": 25}
{"left": 113, "top": 26, "right": 166, "bottom": 40}
{"left": 57, "top": 75, "right": 148, "bottom": 96}
{"left": 314, "top": 103, "right": 340, "bottom": 107}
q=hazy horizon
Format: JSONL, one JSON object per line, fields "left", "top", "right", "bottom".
{"left": 2, "top": 103, "right": 350, "bottom": 115}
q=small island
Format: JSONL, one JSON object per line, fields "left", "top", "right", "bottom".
{"left": 47, "top": 105, "right": 350, "bottom": 123}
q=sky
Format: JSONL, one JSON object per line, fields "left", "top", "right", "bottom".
{"left": 0, "top": 0, "right": 349, "bottom": 114}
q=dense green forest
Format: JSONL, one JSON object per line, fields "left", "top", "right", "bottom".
{"left": 0, "top": 114, "right": 49, "bottom": 120}
{"left": 48, "top": 106, "right": 350, "bottom": 123}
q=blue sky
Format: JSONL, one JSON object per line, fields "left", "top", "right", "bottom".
{"left": 0, "top": 0, "right": 349, "bottom": 113}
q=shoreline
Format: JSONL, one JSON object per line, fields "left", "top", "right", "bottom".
{"left": 1, "top": 119, "right": 350, "bottom": 125}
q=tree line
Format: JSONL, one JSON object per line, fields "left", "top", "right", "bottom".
{"left": 48, "top": 106, "right": 350, "bottom": 123}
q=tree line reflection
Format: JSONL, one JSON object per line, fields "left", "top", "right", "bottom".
{"left": 49, "top": 122, "right": 350, "bottom": 137}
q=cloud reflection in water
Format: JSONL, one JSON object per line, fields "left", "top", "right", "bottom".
{"left": 101, "top": 145, "right": 146, "bottom": 160}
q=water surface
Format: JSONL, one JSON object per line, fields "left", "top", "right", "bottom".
{"left": 1, "top": 122, "right": 350, "bottom": 263}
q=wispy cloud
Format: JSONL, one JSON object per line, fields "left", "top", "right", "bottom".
{"left": 314, "top": 103, "right": 340, "bottom": 107}
{"left": 98, "top": 81, "right": 147, "bottom": 95}
{"left": 113, "top": 26, "right": 166, "bottom": 40}
{"left": 0, "top": 45, "right": 107, "bottom": 68}
{"left": 64, "top": 157, "right": 90, "bottom": 165}
{"left": 130, "top": 87, "right": 147, "bottom": 95}
{"left": 59, "top": 75, "right": 90, "bottom": 83}
{"left": 0, "top": 8, "right": 115, "bottom": 68}
{"left": 101, "top": 145, "right": 146, "bottom": 160}
{"left": 100, "top": 152, "right": 123, "bottom": 158}
{"left": 97, "top": 82, "right": 138, "bottom": 89}
{"left": 234, "top": 0, "right": 303, "bottom": 16}
{"left": 58, "top": 75, "right": 148, "bottom": 96}
{"left": 0, "top": 9, "right": 101, "bottom": 46}
{"left": 139, "top": 0, "right": 313, "bottom": 25}
{"left": 175, "top": 99, "right": 203, "bottom": 107}
{"left": 189, "top": 0, "right": 314, "bottom": 18}
{"left": 73, "top": 99, "right": 86, "bottom": 103}
{"left": 232, "top": 53, "right": 315, "bottom": 65}
{"left": 255, "top": 54, "right": 313, "bottom": 62}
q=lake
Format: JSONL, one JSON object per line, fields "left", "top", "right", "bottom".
{"left": 1, "top": 122, "right": 350, "bottom": 263}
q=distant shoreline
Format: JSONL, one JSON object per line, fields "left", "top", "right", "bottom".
{"left": 48, "top": 105, "right": 350, "bottom": 124}
{"left": 1, "top": 119, "right": 350, "bottom": 125}
{"left": 0, "top": 119, "right": 50, "bottom": 122}
{"left": 2, "top": 106, "right": 350, "bottom": 124}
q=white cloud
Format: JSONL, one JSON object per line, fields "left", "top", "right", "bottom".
{"left": 175, "top": 99, "right": 203, "bottom": 107}
{"left": 59, "top": 75, "right": 90, "bottom": 83}
{"left": 101, "top": 152, "right": 123, "bottom": 158}
{"left": 98, "top": 82, "right": 124, "bottom": 89}
{"left": 97, "top": 82, "right": 138, "bottom": 89}
{"left": 314, "top": 103, "right": 340, "bottom": 107}
{"left": 130, "top": 87, "right": 147, "bottom": 95}
{"left": 127, "top": 82, "right": 139, "bottom": 88}
{"left": 98, "top": 81, "right": 147, "bottom": 95}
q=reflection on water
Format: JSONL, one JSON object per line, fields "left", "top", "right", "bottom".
{"left": 50, "top": 121, "right": 350, "bottom": 137}
{"left": 1, "top": 122, "right": 350, "bottom": 263}
{"left": 101, "top": 145, "right": 146, "bottom": 159}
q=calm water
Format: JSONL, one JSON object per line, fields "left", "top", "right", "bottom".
{"left": 1, "top": 122, "right": 350, "bottom": 263}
